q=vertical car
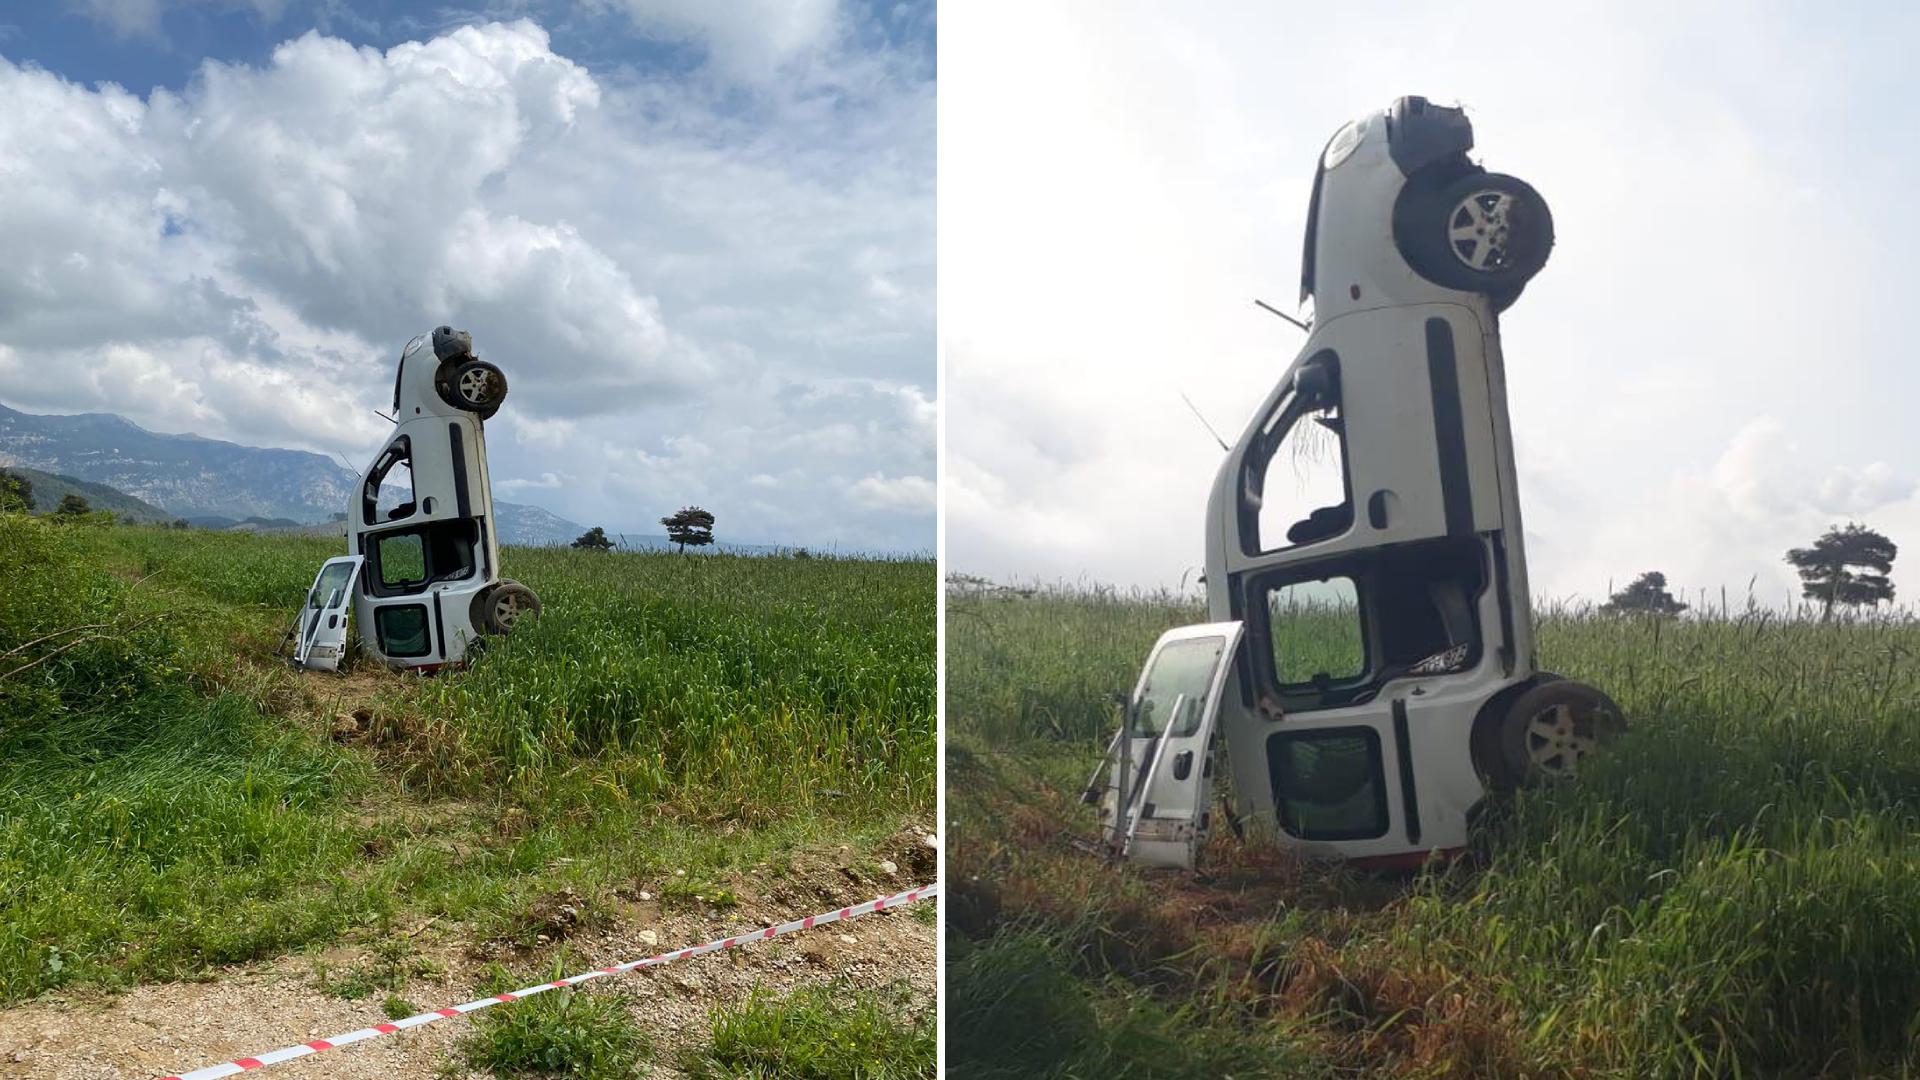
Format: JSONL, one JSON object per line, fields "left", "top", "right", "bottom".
{"left": 1098, "top": 97, "right": 1624, "bottom": 870}
{"left": 295, "top": 327, "right": 540, "bottom": 672}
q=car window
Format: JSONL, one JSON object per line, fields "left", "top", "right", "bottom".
{"left": 1133, "top": 636, "right": 1226, "bottom": 738}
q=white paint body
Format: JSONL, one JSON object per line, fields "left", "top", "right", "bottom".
{"left": 343, "top": 335, "right": 507, "bottom": 671}
{"left": 1114, "top": 101, "right": 1542, "bottom": 868}
{"left": 294, "top": 555, "right": 363, "bottom": 672}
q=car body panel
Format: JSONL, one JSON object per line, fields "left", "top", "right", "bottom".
{"left": 1101, "top": 621, "right": 1245, "bottom": 869}
{"left": 295, "top": 555, "right": 363, "bottom": 671}
{"left": 293, "top": 331, "right": 522, "bottom": 674}
{"left": 1131, "top": 97, "right": 1548, "bottom": 867}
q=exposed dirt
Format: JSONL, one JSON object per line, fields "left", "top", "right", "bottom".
{"left": 951, "top": 756, "right": 1542, "bottom": 1078}
{"left": 0, "top": 830, "right": 937, "bottom": 1080}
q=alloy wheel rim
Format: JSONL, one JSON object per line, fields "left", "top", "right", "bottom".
{"left": 494, "top": 592, "right": 523, "bottom": 628}
{"left": 1448, "top": 190, "right": 1517, "bottom": 271}
{"left": 459, "top": 368, "right": 492, "bottom": 403}
{"left": 1524, "top": 703, "right": 1601, "bottom": 778}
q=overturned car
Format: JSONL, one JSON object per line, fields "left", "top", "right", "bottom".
{"left": 1094, "top": 97, "right": 1624, "bottom": 870}
{"left": 293, "top": 327, "right": 540, "bottom": 673}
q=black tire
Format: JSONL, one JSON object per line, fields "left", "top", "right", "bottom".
{"left": 1496, "top": 679, "right": 1625, "bottom": 786}
{"left": 1471, "top": 672, "right": 1568, "bottom": 789}
{"left": 1395, "top": 171, "right": 1554, "bottom": 294}
{"left": 475, "top": 580, "right": 540, "bottom": 635}
{"left": 443, "top": 359, "right": 508, "bottom": 415}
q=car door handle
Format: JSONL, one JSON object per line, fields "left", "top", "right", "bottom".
{"left": 1172, "top": 750, "right": 1193, "bottom": 780}
{"left": 1368, "top": 489, "right": 1398, "bottom": 529}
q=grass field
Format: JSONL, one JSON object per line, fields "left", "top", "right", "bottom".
{"left": 946, "top": 581, "right": 1920, "bottom": 1079}
{"left": 0, "top": 510, "right": 935, "bottom": 1053}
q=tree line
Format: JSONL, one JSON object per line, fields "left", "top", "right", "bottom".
{"left": 1606, "top": 523, "right": 1898, "bottom": 620}
{"left": 570, "top": 507, "right": 717, "bottom": 554}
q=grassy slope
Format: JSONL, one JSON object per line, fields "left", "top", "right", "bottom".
{"left": 947, "top": 585, "right": 1920, "bottom": 1080}
{"left": 0, "top": 515, "right": 933, "bottom": 1004}
{"left": 6, "top": 466, "right": 174, "bottom": 524}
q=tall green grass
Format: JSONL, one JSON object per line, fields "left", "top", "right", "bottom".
{"left": 0, "top": 515, "right": 373, "bottom": 999}
{"left": 0, "top": 517, "right": 933, "bottom": 1002}
{"left": 948, "top": 581, "right": 1920, "bottom": 1078}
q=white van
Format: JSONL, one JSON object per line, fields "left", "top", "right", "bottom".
{"left": 294, "top": 327, "right": 539, "bottom": 673}
{"left": 1097, "top": 97, "right": 1623, "bottom": 870}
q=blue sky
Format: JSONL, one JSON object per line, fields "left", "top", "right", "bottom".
{"left": 0, "top": 0, "right": 934, "bottom": 550}
{"left": 1, "top": 1, "right": 932, "bottom": 94}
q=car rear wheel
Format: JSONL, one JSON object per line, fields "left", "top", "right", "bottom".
{"left": 445, "top": 359, "right": 508, "bottom": 416}
{"left": 1496, "top": 679, "right": 1625, "bottom": 786}
{"left": 476, "top": 580, "right": 541, "bottom": 635}
{"left": 1395, "top": 172, "right": 1554, "bottom": 295}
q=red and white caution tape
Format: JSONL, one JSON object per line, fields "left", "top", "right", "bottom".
{"left": 157, "top": 882, "right": 939, "bottom": 1080}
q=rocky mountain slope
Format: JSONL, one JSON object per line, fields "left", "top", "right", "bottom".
{"left": 0, "top": 404, "right": 584, "bottom": 545}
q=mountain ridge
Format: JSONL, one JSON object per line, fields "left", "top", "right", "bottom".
{"left": 0, "top": 403, "right": 587, "bottom": 545}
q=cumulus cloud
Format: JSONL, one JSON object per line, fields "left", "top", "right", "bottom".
{"left": 0, "top": 9, "right": 932, "bottom": 549}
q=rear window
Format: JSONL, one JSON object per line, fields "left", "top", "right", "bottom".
{"left": 376, "top": 605, "right": 431, "bottom": 658}
{"left": 1267, "top": 727, "right": 1388, "bottom": 841}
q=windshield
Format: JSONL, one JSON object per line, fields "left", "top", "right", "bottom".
{"left": 1133, "top": 636, "right": 1226, "bottom": 738}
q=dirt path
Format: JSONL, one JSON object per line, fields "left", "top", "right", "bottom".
{"left": 0, "top": 840, "right": 937, "bottom": 1080}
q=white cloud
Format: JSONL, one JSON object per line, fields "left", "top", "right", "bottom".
{"left": 497, "top": 470, "right": 566, "bottom": 493}
{"left": 942, "top": 0, "right": 1920, "bottom": 600}
{"left": 1525, "top": 417, "right": 1916, "bottom": 607}
{"left": 847, "top": 472, "right": 933, "bottom": 514}
{"left": 0, "top": 13, "right": 932, "bottom": 550}
{"left": 588, "top": 0, "right": 840, "bottom": 78}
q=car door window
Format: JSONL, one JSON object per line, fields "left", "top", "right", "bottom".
{"left": 375, "top": 531, "right": 427, "bottom": 590}
{"left": 1242, "top": 353, "right": 1350, "bottom": 554}
{"left": 309, "top": 560, "right": 355, "bottom": 609}
{"left": 362, "top": 437, "right": 416, "bottom": 526}
{"left": 1133, "top": 636, "right": 1226, "bottom": 738}
{"left": 1267, "top": 577, "right": 1365, "bottom": 686}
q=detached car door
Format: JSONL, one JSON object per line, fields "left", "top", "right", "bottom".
{"left": 296, "top": 556, "right": 363, "bottom": 671}
{"left": 1107, "top": 621, "right": 1244, "bottom": 869}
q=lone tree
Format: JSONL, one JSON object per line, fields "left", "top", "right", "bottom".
{"left": 1787, "top": 523, "right": 1897, "bottom": 620}
{"left": 1601, "top": 571, "right": 1688, "bottom": 616}
{"left": 660, "top": 507, "right": 715, "bottom": 553}
{"left": 572, "top": 526, "right": 615, "bottom": 552}
{"left": 53, "top": 493, "right": 90, "bottom": 519}
{"left": 0, "top": 469, "right": 31, "bottom": 513}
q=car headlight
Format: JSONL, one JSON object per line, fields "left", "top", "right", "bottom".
{"left": 1322, "top": 120, "right": 1363, "bottom": 169}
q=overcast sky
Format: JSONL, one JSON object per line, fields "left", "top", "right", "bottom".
{"left": 0, "top": 0, "right": 933, "bottom": 550}
{"left": 943, "top": 0, "right": 1920, "bottom": 606}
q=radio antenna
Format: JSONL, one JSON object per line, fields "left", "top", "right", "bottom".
{"left": 1254, "top": 298, "right": 1310, "bottom": 332}
{"left": 1179, "top": 391, "right": 1230, "bottom": 452}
